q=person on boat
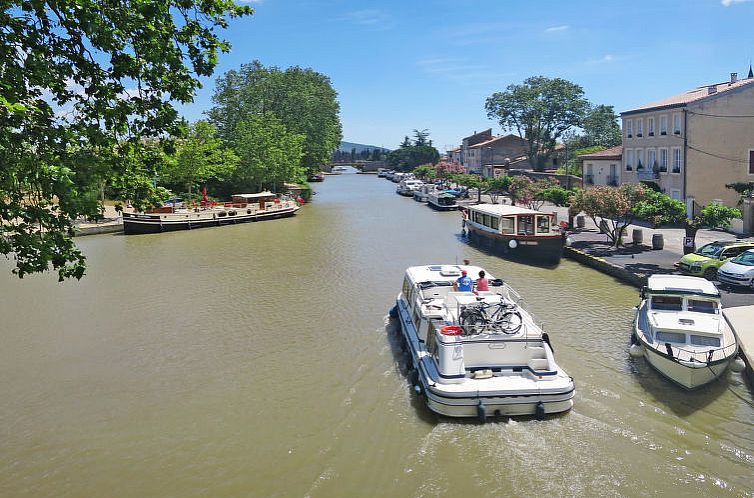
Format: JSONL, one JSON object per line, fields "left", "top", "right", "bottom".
{"left": 476, "top": 270, "right": 490, "bottom": 292}
{"left": 454, "top": 270, "right": 473, "bottom": 292}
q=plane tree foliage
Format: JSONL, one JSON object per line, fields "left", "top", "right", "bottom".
{"left": 485, "top": 76, "right": 590, "bottom": 171}
{"left": 569, "top": 184, "right": 647, "bottom": 247}
{"left": 208, "top": 61, "right": 342, "bottom": 175}
{"left": 0, "top": 0, "right": 251, "bottom": 280}
{"left": 161, "top": 121, "right": 239, "bottom": 205}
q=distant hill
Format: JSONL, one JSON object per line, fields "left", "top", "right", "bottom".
{"left": 338, "top": 141, "right": 391, "bottom": 154}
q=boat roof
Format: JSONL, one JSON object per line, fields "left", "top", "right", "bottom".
{"left": 647, "top": 275, "right": 719, "bottom": 296}
{"left": 650, "top": 311, "right": 721, "bottom": 336}
{"left": 406, "top": 264, "right": 492, "bottom": 283}
{"left": 231, "top": 192, "right": 276, "bottom": 199}
{"left": 468, "top": 204, "right": 553, "bottom": 217}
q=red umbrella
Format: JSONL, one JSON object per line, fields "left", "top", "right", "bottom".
{"left": 201, "top": 186, "right": 208, "bottom": 205}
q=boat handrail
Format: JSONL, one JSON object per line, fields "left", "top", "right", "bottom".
{"left": 657, "top": 341, "right": 737, "bottom": 363}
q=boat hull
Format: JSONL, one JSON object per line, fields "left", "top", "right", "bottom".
{"left": 466, "top": 224, "right": 564, "bottom": 264}
{"left": 641, "top": 345, "right": 733, "bottom": 389}
{"left": 427, "top": 200, "right": 459, "bottom": 211}
{"left": 395, "top": 297, "right": 574, "bottom": 418}
{"left": 123, "top": 206, "right": 298, "bottom": 235}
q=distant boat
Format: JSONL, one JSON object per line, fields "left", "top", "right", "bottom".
{"left": 308, "top": 173, "right": 325, "bottom": 182}
{"left": 123, "top": 192, "right": 299, "bottom": 234}
{"left": 427, "top": 191, "right": 459, "bottom": 211}
{"left": 464, "top": 204, "right": 565, "bottom": 264}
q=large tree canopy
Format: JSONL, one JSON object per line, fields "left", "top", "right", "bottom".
{"left": 208, "top": 61, "right": 342, "bottom": 175}
{"left": 485, "top": 76, "right": 590, "bottom": 171}
{"left": 0, "top": 1, "right": 251, "bottom": 280}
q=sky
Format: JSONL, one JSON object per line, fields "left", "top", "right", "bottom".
{"left": 177, "top": 0, "right": 754, "bottom": 152}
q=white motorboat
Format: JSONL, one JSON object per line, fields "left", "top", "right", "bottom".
{"left": 396, "top": 179, "right": 424, "bottom": 196}
{"left": 391, "top": 264, "right": 575, "bottom": 419}
{"left": 632, "top": 275, "right": 738, "bottom": 389}
{"left": 427, "top": 191, "right": 459, "bottom": 211}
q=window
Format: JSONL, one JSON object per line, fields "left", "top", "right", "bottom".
{"left": 673, "top": 113, "right": 682, "bottom": 134}
{"left": 672, "top": 147, "right": 682, "bottom": 173}
{"left": 648, "top": 117, "right": 655, "bottom": 136}
{"left": 750, "top": 150, "right": 754, "bottom": 175}
{"left": 536, "top": 216, "right": 550, "bottom": 234}
{"left": 500, "top": 217, "right": 515, "bottom": 234}
{"left": 626, "top": 119, "right": 633, "bottom": 138}
{"left": 517, "top": 215, "right": 534, "bottom": 235}
{"left": 636, "top": 149, "right": 645, "bottom": 169}
{"left": 659, "top": 148, "right": 668, "bottom": 172}
{"left": 690, "top": 335, "right": 720, "bottom": 347}
{"left": 652, "top": 295, "right": 683, "bottom": 311}
{"left": 482, "top": 214, "right": 491, "bottom": 227}
{"left": 647, "top": 149, "right": 657, "bottom": 171}
{"left": 660, "top": 115, "right": 668, "bottom": 135}
{"left": 636, "top": 118, "right": 644, "bottom": 137}
{"left": 656, "top": 331, "right": 686, "bottom": 343}
{"left": 671, "top": 189, "right": 681, "bottom": 200}
{"left": 687, "top": 300, "right": 717, "bottom": 314}
{"left": 625, "top": 149, "right": 634, "bottom": 170}
{"left": 491, "top": 217, "right": 500, "bottom": 230}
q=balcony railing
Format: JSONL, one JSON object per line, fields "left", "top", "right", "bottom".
{"left": 637, "top": 169, "right": 659, "bottom": 181}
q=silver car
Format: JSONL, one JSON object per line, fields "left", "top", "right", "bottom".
{"left": 717, "top": 248, "right": 754, "bottom": 289}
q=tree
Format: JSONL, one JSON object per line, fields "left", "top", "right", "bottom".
{"left": 209, "top": 61, "right": 342, "bottom": 175}
{"left": 413, "top": 165, "right": 436, "bottom": 180}
{"left": 485, "top": 76, "right": 590, "bottom": 171}
{"left": 413, "top": 129, "right": 430, "bottom": 146}
{"left": 632, "top": 190, "right": 686, "bottom": 228}
{"left": 163, "top": 121, "right": 239, "bottom": 205}
{"left": 570, "top": 184, "right": 647, "bottom": 247}
{"left": 0, "top": 1, "right": 251, "bottom": 280}
{"left": 683, "top": 203, "right": 742, "bottom": 254}
{"left": 387, "top": 144, "right": 440, "bottom": 171}
{"left": 566, "top": 105, "right": 622, "bottom": 150}
{"left": 231, "top": 113, "right": 305, "bottom": 194}
{"left": 485, "top": 176, "right": 512, "bottom": 204}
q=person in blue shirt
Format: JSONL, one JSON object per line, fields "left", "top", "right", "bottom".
{"left": 454, "top": 270, "right": 473, "bottom": 292}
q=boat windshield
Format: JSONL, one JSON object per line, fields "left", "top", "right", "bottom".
{"left": 731, "top": 251, "right": 754, "bottom": 266}
{"left": 687, "top": 299, "right": 717, "bottom": 314}
{"left": 694, "top": 242, "right": 724, "bottom": 257}
{"left": 651, "top": 295, "right": 682, "bottom": 311}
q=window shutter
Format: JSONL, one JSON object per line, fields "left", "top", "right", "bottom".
{"left": 750, "top": 150, "right": 754, "bottom": 175}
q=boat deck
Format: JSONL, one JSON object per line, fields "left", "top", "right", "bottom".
{"left": 723, "top": 305, "right": 754, "bottom": 377}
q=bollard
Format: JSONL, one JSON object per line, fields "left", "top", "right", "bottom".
{"left": 652, "top": 233, "right": 664, "bottom": 250}
{"left": 632, "top": 228, "right": 643, "bottom": 245}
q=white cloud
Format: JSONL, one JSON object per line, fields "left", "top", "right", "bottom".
{"left": 545, "top": 25, "right": 569, "bottom": 32}
{"left": 338, "top": 9, "right": 392, "bottom": 28}
{"left": 585, "top": 54, "right": 616, "bottom": 65}
{"left": 721, "top": 0, "right": 752, "bottom": 5}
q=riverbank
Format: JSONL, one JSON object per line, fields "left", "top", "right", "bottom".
{"left": 74, "top": 205, "right": 127, "bottom": 236}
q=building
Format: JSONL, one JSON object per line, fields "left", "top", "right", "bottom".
{"left": 579, "top": 146, "right": 623, "bottom": 187}
{"left": 620, "top": 69, "right": 754, "bottom": 213}
{"left": 459, "top": 129, "right": 493, "bottom": 173}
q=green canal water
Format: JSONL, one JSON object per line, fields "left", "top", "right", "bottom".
{"left": 1, "top": 171, "right": 752, "bottom": 497}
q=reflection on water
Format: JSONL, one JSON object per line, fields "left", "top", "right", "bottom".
{"left": 0, "top": 171, "right": 751, "bottom": 497}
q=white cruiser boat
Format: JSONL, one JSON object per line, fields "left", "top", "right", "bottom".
{"left": 391, "top": 264, "right": 574, "bottom": 419}
{"left": 396, "top": 179, "right": 424, "bottom": 196}
{"left": 427, "top": 191, "right": 459, "bottom": 211}
{"left": 633, "top": 275, "right": 738, "bottom": 389}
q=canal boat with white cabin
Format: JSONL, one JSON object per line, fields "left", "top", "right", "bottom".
{"left": 632, "top": 275, "right": 738, "bottom": 389}
{"left": 396, "top": 179, "right": 424, "bottom": 196}
{"left": 463, "top": 204, "right": 565, "bottom": 264}
{"left": 123, "top": 192, "right": 299, "bottom": 234}
{"left": 392, "top": 264, "right": 575, "bottom": 419}
{"left": 427, "top": 191, "right": 459, "bottom": 211}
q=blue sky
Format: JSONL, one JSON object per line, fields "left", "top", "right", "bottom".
{"left": 178, "top": 0, "right": 754, "bottom": 152}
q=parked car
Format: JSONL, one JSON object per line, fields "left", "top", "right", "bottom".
{"left": 717, "top": 249, "right": 754, "bottom": 289}
{"left": 676, "top": 240, "right": 754, "bottom": 279}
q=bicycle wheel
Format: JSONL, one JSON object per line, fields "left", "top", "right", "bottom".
{"left": 491, "top": 310, "right": 522, "bottom": 334}
{"left": 459, "top": 309, "right": 487, "bottom": 335}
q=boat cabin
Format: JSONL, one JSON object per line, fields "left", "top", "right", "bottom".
{"left": 467, "top": 204, "right": 557, "bottom": 237}
{"left": 642, "top": 275, "right": 723, "bottom": 348}
{"left": 231, "top": 192, "right": 278, "bottom": 209}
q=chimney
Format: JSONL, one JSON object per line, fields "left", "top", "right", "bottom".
{"left": 707, "top": 85, "right": 717, "bottom": 95}
{"left": 731, "top": 72, "right": 738, "bottom": 84}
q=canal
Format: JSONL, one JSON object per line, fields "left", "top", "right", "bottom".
{"left": 1, "top": 170, "right": 752, "bottom": 497}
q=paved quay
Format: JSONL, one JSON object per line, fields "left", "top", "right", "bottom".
{"left": 74, "top": 205, "right": 129, "bottom": 236}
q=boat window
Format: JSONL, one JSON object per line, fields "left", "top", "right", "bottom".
{"left": 482, "top": 214, "right": 491, "bottom": 227}
{"left": 536, "top": 216, "right": 550, "bottom": 234}
{"left": 500, "top": 217, "right": 515, "bottom": 234}
{"left": 686, "top": 299, "right": 717, "bottom": 314}
{"left": 402, "top": 277, "right": 411, "bottom": 297}
{"left": 517, "top": 215, "right": 534, "bottom": 235}
{"left": 490, "top": 216, "right": 499, "bottom": 230}
{"left": 690, "top": 335, "right": 720, "bottom": 347}
{"left": 651, "top": 295, "right": 682, "bottom": 311}
{"left": 656, "top": 331, "right": 686, "bottom": 344}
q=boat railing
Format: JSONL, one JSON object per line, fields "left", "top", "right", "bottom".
{"left": 661, "top": 341, "right": 738, "bottom": 364}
